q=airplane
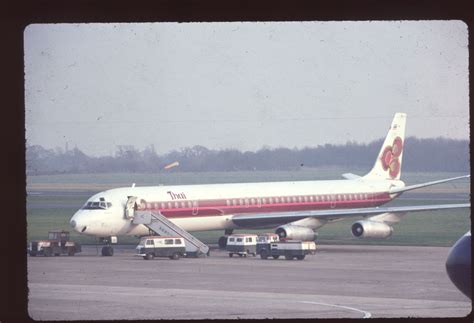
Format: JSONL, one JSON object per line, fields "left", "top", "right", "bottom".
{"left": 69, "top": 113, "right": 470, "bottom": 256}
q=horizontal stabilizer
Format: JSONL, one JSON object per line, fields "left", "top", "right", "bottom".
{"left": 389, "top": 175, "right": 470, "bottom": 194}
{"left": 342, "top": 173, "right": 362, "bottom": 180}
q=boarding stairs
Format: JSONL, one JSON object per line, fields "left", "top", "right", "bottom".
{"left": 133, "top": 210, "right": 209, "bottom": 257}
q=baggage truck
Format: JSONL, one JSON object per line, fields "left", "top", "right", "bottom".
{"left": 226, "top": 234, "right": 258, "bottom": 257}
{"left": 257, "top": 239, "right": 316, "bottom": 260}
{"left": 136, "top": 236, "right": 186, "bottom": 260}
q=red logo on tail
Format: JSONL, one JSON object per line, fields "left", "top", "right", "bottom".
{"left": 380, "top": 137, "right": 403, "bottom": 178}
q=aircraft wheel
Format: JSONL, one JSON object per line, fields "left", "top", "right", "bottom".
{"left": 101, "top": 246, "right": 114, "bottom": 256}
{"left": 218, "top": 236, "right": 228, "bottom": 249}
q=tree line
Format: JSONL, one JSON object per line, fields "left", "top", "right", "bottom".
{"left": 26, "top": 137, "right": 469, "bottom": 175}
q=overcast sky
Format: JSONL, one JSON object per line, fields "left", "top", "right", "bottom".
{"left": 24, "top": 21, "right": 469, "bottom": 156}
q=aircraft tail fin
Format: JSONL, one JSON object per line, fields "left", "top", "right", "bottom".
{"left": 364, "top": 113, "right": 407, "bottom": 180}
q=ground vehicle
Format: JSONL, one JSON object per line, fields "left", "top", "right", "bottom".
{"left": 29, "top": 230, "right": 81, "bottom": 257}
{"left": 136, "top": 236, "right": 186, "bottom": 260}
{"left": 226, "top": 234, "right": 257, "bottom": 257}
{"left": 257, "top": 238, "right": 316, "bottom": 260}
{"left": 257, "top": 233, "right": 280, "bottom": 244}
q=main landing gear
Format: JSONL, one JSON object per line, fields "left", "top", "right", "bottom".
{"left": 99, "top": 236, "right": 117, "bottom": 256}
{"left": 218, "top": 229, "right": 234, "bottom": 249}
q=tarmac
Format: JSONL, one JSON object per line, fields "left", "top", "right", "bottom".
{"left": 27, "top": 244, "right": 471, "bottom": 320}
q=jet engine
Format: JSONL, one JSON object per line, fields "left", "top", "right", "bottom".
{"left": 351, "top": 221, "right": 393, "bottom": 239}
{"left": 275, "top": 225, "right": 317, "bottom": 241}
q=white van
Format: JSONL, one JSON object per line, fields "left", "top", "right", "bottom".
{"left": 136, "top": 236, "right": 186, "bottom": 260}
{"left": 226, "top": 234, "right": 258, "bottom": 257}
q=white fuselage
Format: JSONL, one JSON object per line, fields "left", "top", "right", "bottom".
{"left": 69, "top": 178, "right": 404, "bottom": 238}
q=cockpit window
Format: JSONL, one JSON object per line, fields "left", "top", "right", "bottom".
{"left": 82, "top": 199, "right": 112, "bottom": 210}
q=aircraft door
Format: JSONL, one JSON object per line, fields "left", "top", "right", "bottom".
{"left": 192, "top": 201, "right": 199, "bottom": 215}
{"left": 125, "top": 196, "right": 138, "bottom": 219}
{"left": 329, "top": 189, "right": 336, "bottom": 209}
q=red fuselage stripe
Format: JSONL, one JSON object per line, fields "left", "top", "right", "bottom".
{"left": 136, "top": 192, "right": 392, "bottom": 218}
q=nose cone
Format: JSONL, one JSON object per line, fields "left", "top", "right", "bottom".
{"left": 446, "top": 232, "right": 471, "bottom": 299}
{"left": 70, "top": 211, "right": 88, "bottom": 234}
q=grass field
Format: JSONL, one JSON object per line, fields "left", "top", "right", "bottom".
{"left": 26, "top": 169, "right": 470, "bottom": 247}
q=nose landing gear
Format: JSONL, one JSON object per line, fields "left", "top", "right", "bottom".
{"left": 99, "top": 236, "right": 117, "bottom": 256}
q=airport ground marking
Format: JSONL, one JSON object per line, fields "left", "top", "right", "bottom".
{"left": 299, "top": 300, "right": 372, "bottom": 319}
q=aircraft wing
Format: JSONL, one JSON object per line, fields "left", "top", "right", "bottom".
{"left": 231, "top": 203, "right": 470, "bottom": 227}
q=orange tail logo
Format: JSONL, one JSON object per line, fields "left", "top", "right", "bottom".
{"left": 380, "top": 137, "right": 403, "bottom": 179}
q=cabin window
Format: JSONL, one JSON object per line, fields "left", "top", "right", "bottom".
{"left": 262, "top": 198, "right": 266, "bottom": 204}
{"left": 165, "top": 239, "right": 174, "bottom": 245}
{"left": 239, "top": 199, "right": 244, "bottom": 205}
{"left": 245, "top": 198, "right": 249, "bottom": 205}
{"left": 229, "top": 238, "right": 235, "bottom": 242}
{"left": 233, "top": 199, "right": 237, "bottom": 206}
{"left": 275, "top": 197, "right": 280, "bottom": 203}
{"left": 304, "top": 196, "right": 307, "bottom": 202}
{"left": 364, "top": 193, "right": 368, "bottom": 200}
{"left": 167, "top": 202, "right": 172, "bottom": 209}
{"left": 298, "top": 196, "right": 302, "bottom": 202}
{"left": 269, "top": 197, "right": 273, "bottom": 204}
{"left": 237, "top": 238, "right": 243, "bottom": 242}
{"left": 174, "top": 239, "right": 181, "bottom": 244}
{"left": 174, "top": 202, "right": 178, "bottom": 208}
{"left": 180, "top": 202, "right": 185, "bottom": 208}
{"left": 292, "top": 197, "right": 297, "bottom": 203}
{"left": 251, "top": 198, "right": 255, "bottom": 205}
{"left": 146, "top": 240, "right": 154, "bottom": 246}
{"left": 246, "top": 237, "right": 253, "bottom": 242}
